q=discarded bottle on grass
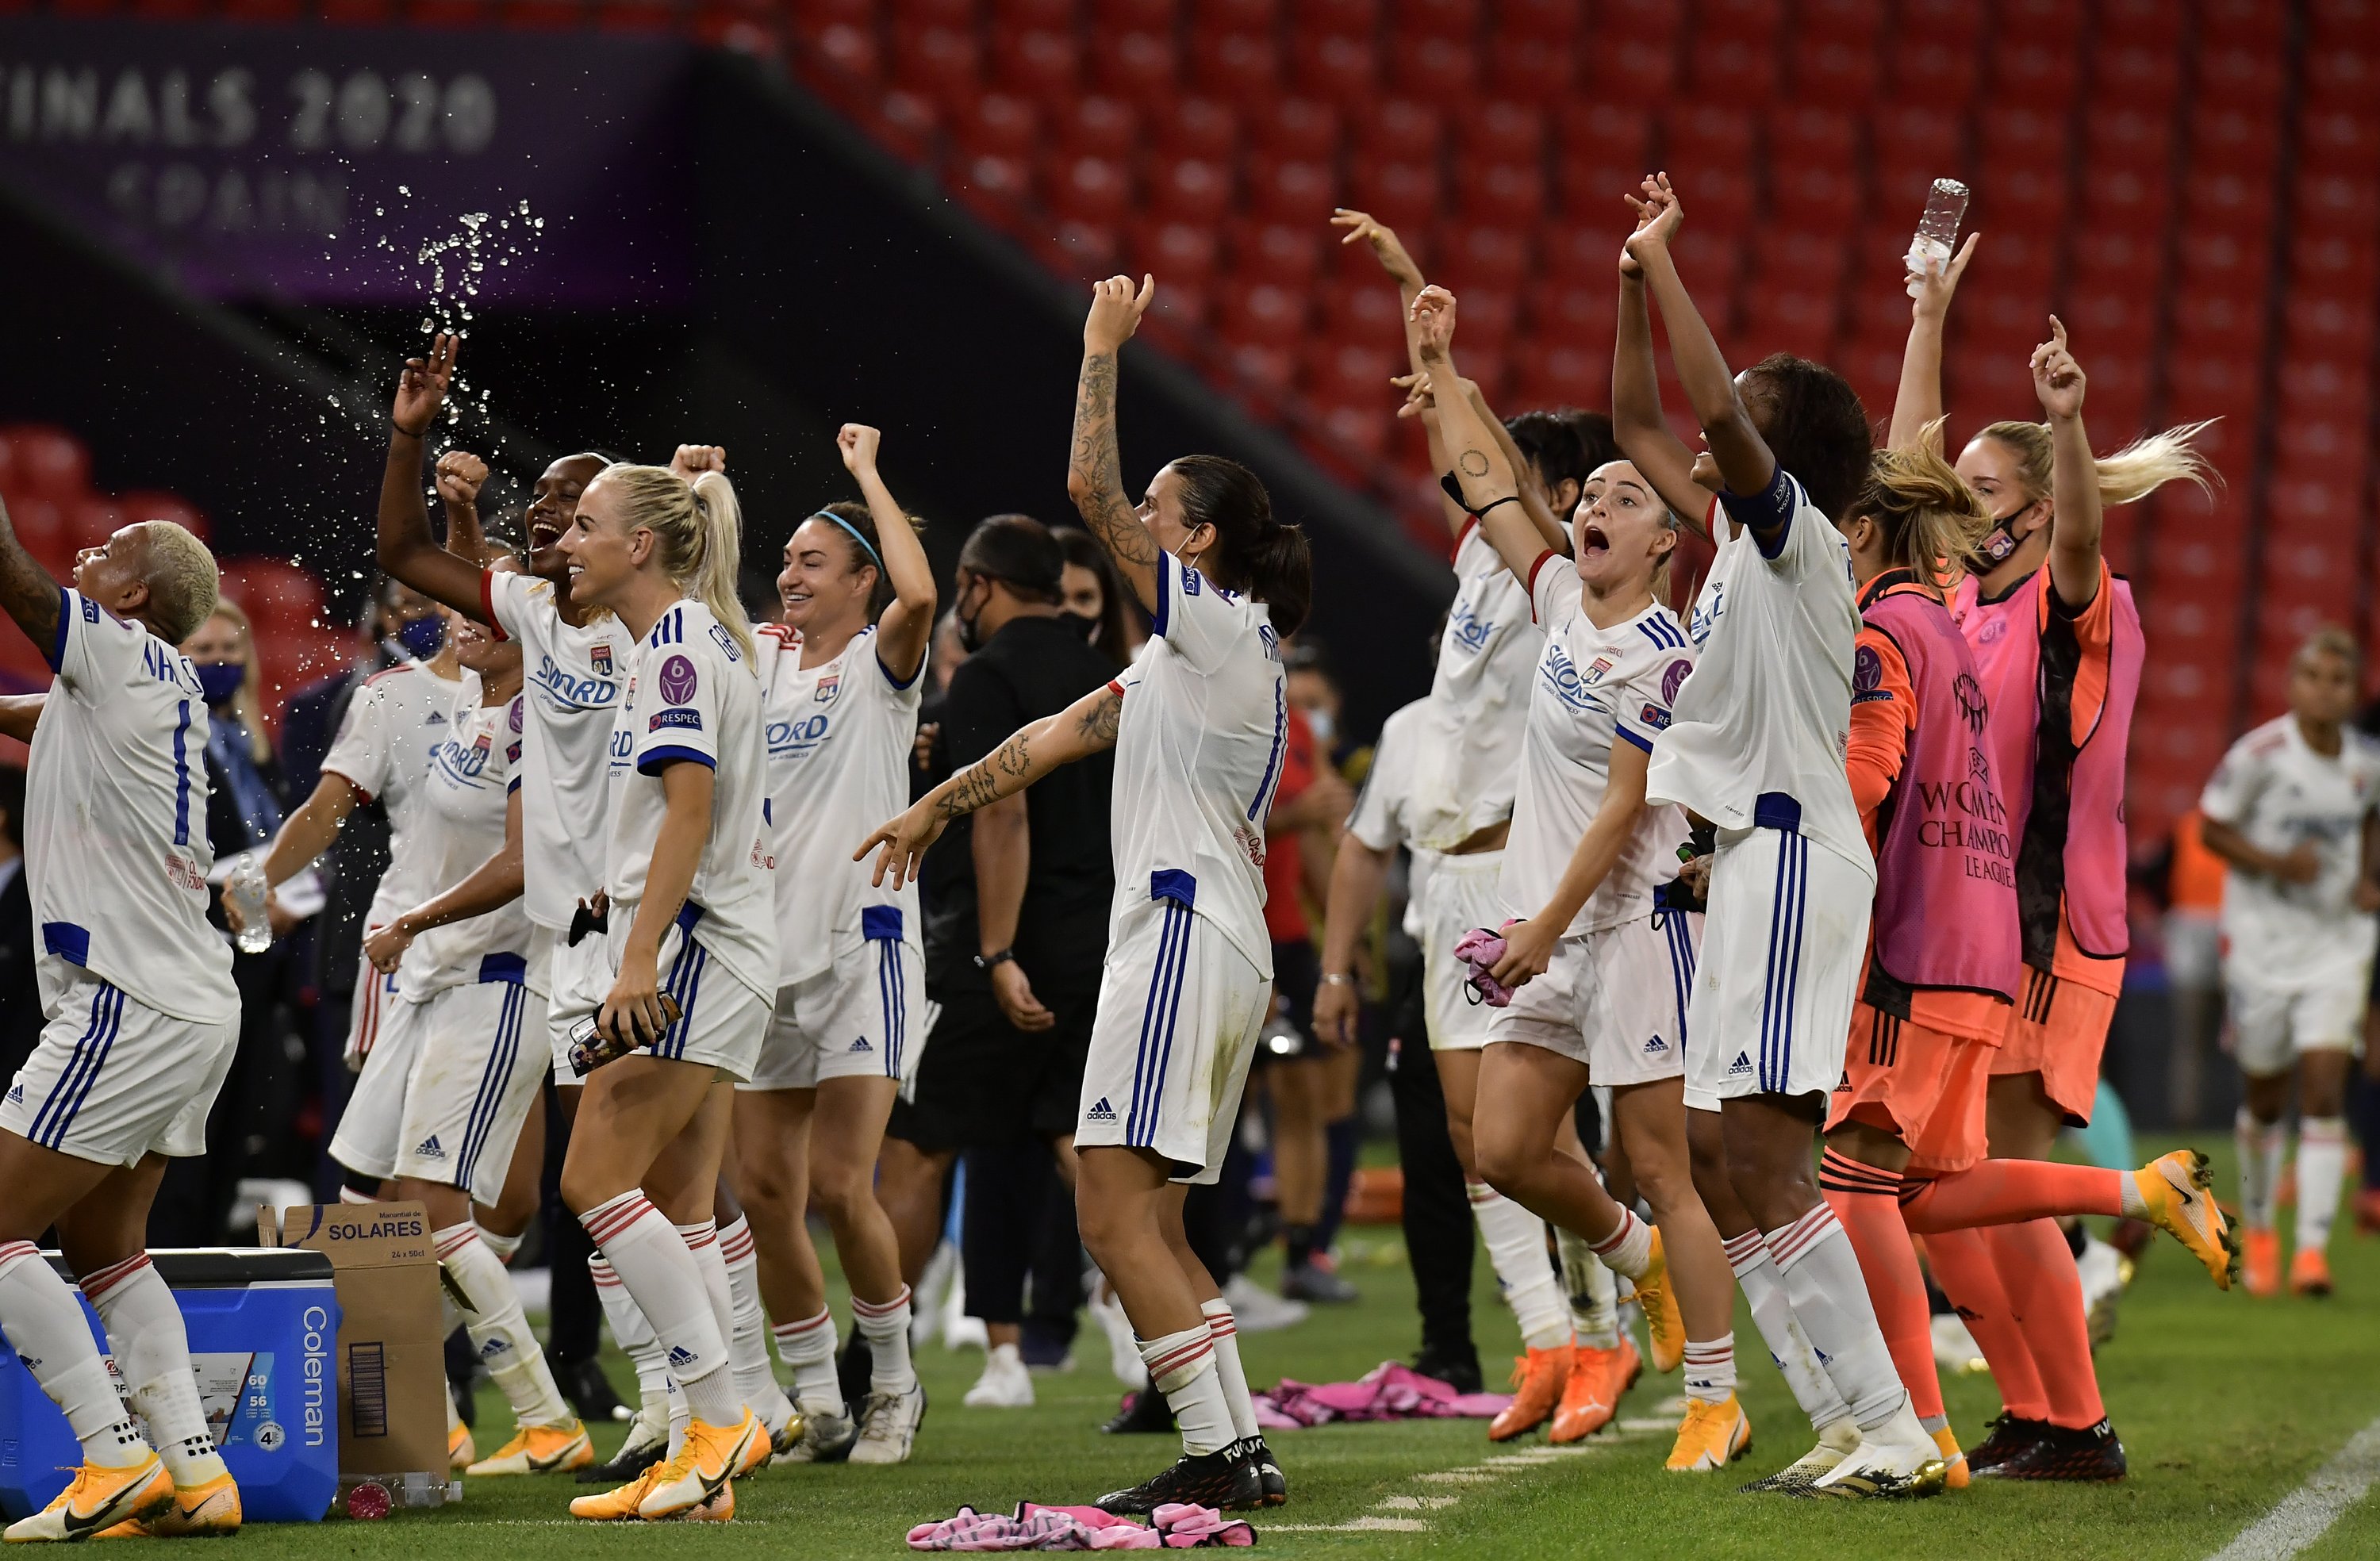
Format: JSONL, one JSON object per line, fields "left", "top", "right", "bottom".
{"left": 1906, "top": 178, "right": 1970, "bottom": 297}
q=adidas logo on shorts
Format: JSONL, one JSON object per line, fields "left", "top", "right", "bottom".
{"left": 479, "top": 1337, "right": 513, "bottom": 1360}
{"left": 1644, "top": 1034, "right": 1669, "bottom": 1054}
{"left": 667, "top": 1345, "right": 698, "bottom": 1370}
{"left": 3, "top": 1082, "right": 20, "bottom": 1105}
{"left": 1727, "top": 1053, "right": 1753, "bottom": 1077}
{"left": 848, "top": 1037, "right": 872, "bottom": 1053}
{"left": 1086, "top": 1097, "right": 1118, "bottom": 1123}
{"left": 415, "top": 1135, "right": 445, "bottom": 1160}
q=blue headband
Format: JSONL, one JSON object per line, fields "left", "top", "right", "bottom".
{"left": 809, "top": 510, "right": 882, "bottom": 573}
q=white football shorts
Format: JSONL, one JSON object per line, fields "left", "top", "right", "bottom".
{"left": 393, "top": 968, "right": 546, "bottom": 1206}
{"left": 744, "top": 908, "right": 924, "bottom": 1092}
{"left": 329, "top": 987, "right": 433, "bottom": 1182}
{"left": 1419, "top": 848, "right": 1505, "bottom": 1052}
{"left": 1489, "top": 910, "right": 1699, "bottom": 1087}
{"left": 2228, "top": 969, "right": 2369, "bottom": 1076}
{"left": 1, "top": 976, "right": 236, "bottom": 1168}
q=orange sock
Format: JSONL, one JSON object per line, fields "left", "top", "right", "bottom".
{"left": 1819, "top": 1151, "right": 1944, "bottom": 1421}
{"left": 1923, "top": 1225, "right": 2051, "bottom": 1422}
{"left": 1990, "top": 1221, "right": 2105, "bottom": 1429}
{"left": 1898, "top": 1158, "right": 2123, "bottom": 1232}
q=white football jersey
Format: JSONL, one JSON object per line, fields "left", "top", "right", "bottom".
{"left": 605, "top": 599, "right": 777, "bottom": 1003}
{"left": 1405, "top": 521, "right": 1541, "bottom": 850}
{"left": 1503, "top": 562, "right": 1695, "bottom": 934}
{"left": 1651, "top": 474, "right": 1874, "bottom": 881}
{"left": 1106, "top": 556, "right": 1287, "bottom": 978}
{"left": 319, "top": 658, "right": 468, "bottom": 929}
{"left": 755, "top": 621, "right": 923, "bottom": 986}
{"left": 25, "top": 588, "right": 237, "bottom": 1023}
{"left": 1345, "top": 696, "right": 1434, "bottom": 941}
{"left": 2202, "top": 715, "right": 2380, "bottom": 986}
{"left": 481, "top": 570, "right": 628, "bottom": 932}
{"left": 397, "top": 688, "right": 531, "bottom": 1000}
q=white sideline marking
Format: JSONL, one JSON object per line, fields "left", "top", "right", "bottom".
{"left": 1379, "top": 1494, "right": 1461, "bottom": 1510}
{"left": 2209, "top": 1414, "right": 2380, "bottom": 1561}
{"left": 1273, "top": 1517, "right": 1429, "bottom": 1532}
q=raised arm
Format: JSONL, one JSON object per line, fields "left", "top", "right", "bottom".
{"left": 836, "top": 424, "right": 936, "bottom": 682}
{"left": 436, "top": 450, "right": 494, "bottom": 564}
{"left": 0, "top": 497, "right": 60, "bottom": 658}
{"left": 1888, "top": 232, "right": 1979, "bottom": 451}
{"left": 1625, "top": 176, "right": 1777, "bottom": 508}
{"left": 1067, "top": 275, "right": 1163, "bottom": 612}
{"left": 363, "top": 788, "right": 526, "bottom": 972}
{"left": 1611, "top": 248, "right": 1711, "bottom": 534}
{"left": 1472, "top": 383, "right": 1572, "bottom": 554}
{"left": 2033, "top": 317, "right": 2103, "bottom": 612}
{"left": 1409, "top": 288, "right": 1546, "bottom": 583}
{"left": 858, "top": 681, "right": 1122, "bottom": 890}
{"left": 378, "top": 333, "right": 497, "bottom": 617}
{"left": 1489, "top": 739, "right": 1652, "bottom": 988}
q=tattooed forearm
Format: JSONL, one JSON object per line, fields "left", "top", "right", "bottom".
{"left": 1074, "top": 688, "right": 1123, "bottom": 747}
{"left": 1069, "top": 351, "right": 1161, "bottom": 573}
{"left": 936, "top": 762, "right": 1004, "bottom": 819}
{"left": 992, "top": 732, "right": 1035, "bottom": 779}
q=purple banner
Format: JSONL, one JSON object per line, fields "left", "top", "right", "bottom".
{"left": 0, "top": 16, "right": 691, "bottom": 305}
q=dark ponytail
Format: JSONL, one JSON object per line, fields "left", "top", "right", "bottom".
{"left": 1168, "top": 454, "right": 1314, "bottom": 636}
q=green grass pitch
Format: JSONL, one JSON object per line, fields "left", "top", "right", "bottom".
{"left": 233, "top": 1137, "right": 2380, "bottom": 1559}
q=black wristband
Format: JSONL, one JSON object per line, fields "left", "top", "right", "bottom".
{"left": 393, "top": 417, "right": 430, "bottom": 439}
{"left": 973, "top": 948, "right": 1016, "bottom": 971}
{"left": 1476, "top": 494, "right": 1522, "bottom": 516}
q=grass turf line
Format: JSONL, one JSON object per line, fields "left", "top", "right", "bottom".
{"left": 217, "top": 1136, "right": 2380, "bottom": 1559}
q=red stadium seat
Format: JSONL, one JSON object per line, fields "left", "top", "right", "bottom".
{"left": 1436, "top": 224, "right": 1530, "bottom": 290}
{"left": 2178, "top": 231, "right": 2271, "bottom": 300}
{"left": 1247, "top": 98, "right": 1341, "bottom": 161}
{"left": 893, "top": 0, "right": 976, "bottom": 25}
{"left": 989, "top": 29, "right": 1081, "bottom": 95}
{"left": 1662, "top": 105, "right": 1754, "bottom": 169}
{"left": 117, "top": 491, "right": 207, "bottom": 543}
{"left": 1530, "top": 283, "right": 1617, "bottom": 351}
{"left": 2299, "top": 107, "right": 2380, "bottom": 178}
{"left": 1599, "top": 37, "right": 1679, "bottom": 98}
{"left": 2295, "top": 171, "right": 2380, "bottom": 236}
{"left": 2189, "top": 105, "right": 2282, "bottom": 177}
{"left": 1460, "top": 102, "right": 1543, "bottom": 166}
{"left": 1972, "top": 166, "right": 2069, "bottom": 229}
{"left": 1396, "top": 0, "right": 1479, "bottom": 39}
{"left": 1976, "top": 105, "right": 2064, "bottom": 171}
{"left": 1388, "top": 35, "right": 1480, "bottom": 98}
{"left": 2293, "top": 233, "right": 2380, "bottom": 296}
{"left": 1883, "top": 36, "right": 1978, "bottom": 105}
{"left": 1757, "top": 227, "right": 1850, "bottom": 290}
{"left": 1188, "top": 33, "right": 1282, "bottom": 108}
{"left": 1697, "top": 0, "right": 1782, "bottom": 39}
{"left": 1510, "top": 341, "right": 1609, "bottom": 410}
{"left": 2198, "top": 44, "right": 2285, "bottom": 109}
{"left": 1494, "top": 0, "right": 1576, "bottom": 41}
{"left": 2061, "top": 287, "right": 2157, "bottom": 358}
{"left": 7, "top": 500, "right": 70, "bottom": 577}
{"left": 1303, "top": 339, "right": 1404, "bottom": 401}
{"left": 2305, "top": 47, "right": 2380, "bottom": 105}
{"left": 1484, "top": 34, "right": 1574, "bottom": 105}
{"left": 799, "top": 23, "right": 884, "bottom": 111}
{"left": 950, "top": 91, "right": 1037, "bottom": 156}
{"left": 950, "top": 150, "right": 1033, "bottom": 217}
{"left": 1739, "top": 288, "right": 1839, "bottom": 362}
{"left": 992, "top": 0, "right": 1075, "bottom": 25}
{"left": 1767, "top": 105, "right": 1858, "bottom": 170}
{"left": 0, "top": 427, "right": 90, "bottom": 502}
{"left": 1196, "top": 0, "right": 1274, "bottom": 29}
{"left": 693, "top": 10, "right": 786, "bottom": 62}
{"left": 1135, "top": 220, "right": 1221, "bottom": 282}
{"left": 1213, "top": 279, "right": 1314, "bottom": 340}
{"left": 1245, "top": 153, "right": 1335, "bottom": 221}
{"left": 2098, "top": 0, "right": 2183, "bottom": 47}
{"left": 1790, "top": 36, "right": 1879, "bottom": 102}
{"left": 1317, "top": 282, "right": 1404, "bottom": 340}
{"left": 1458, "top": 162, "right": 1546, "bottom": 226}
{"left": 1088, "top": 31, "right": 1180, "bottom": 98}
{"left": 1150, "top": 97, "right": 1236, "bottom": 160}
{"left": 1594, "top": 0, "right": 1682, "bottom": 48}
{"left": 1146, "top": 153, "right": 1236, "bottom": 222}
{"left": 1226, "top": 218, "right": 1326, "bottom": 283}
{"left": 1288, "top": 33, "right": 1380, "bottom": 109}
{"left": 1308, "top": 397, "right": 1395, "bottom": 462}
{"left": 1295, "top": 0, "right": 1380, "bottom": 33}
{"left": 1554, "top": 100, "right": 1651, "bottom": 176}
{"left": 1091, "top": 0, "right": 1175, "bottom": 25}
{"left": 1537, "top": 217, "right": 1633, "bottom": 285}
{"left": 1353, "top": 99, "right": 1441, "bottom": 162}
{"left": 1045, "top": 151, "right": 1133, "bottom": 223}
{"left": 1054, "top": 94, "right": 1138, "bottom": 156}
{"left": 1345, "top": 156, "right": 1441, "bottom": 232}
{"left": 2094, "top": 44, "right": 2182, "bottom": 112}
{"left": 890, "top": 25, "right": 982, "bottom": 105}
{"left": 1660, "top": 167, "right": 1754, "bottom": 233}
{"left": 1768, "top": 163, "right": 1860, "bottom": 230}
{"left": 1669, "top": 228, "right": 1744, "bottom": 295}
{"left": 218, "top": 558, "right": 327, "bottom": 630}
{"left": 1691, "top": 37, "right": 1780, "bottom": 102}
{"left": 795, "top": 0, "right": 876, "bottom": 27}
{"left": 2086, "top": 105, "right": 2171, "bottom": 175}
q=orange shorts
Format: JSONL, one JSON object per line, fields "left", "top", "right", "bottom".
{"left": 1826, "top": 1003, "right": 1994, "bottom": 1174}
{"left": 1989, "top": 967, "right": 2117, "bottom": 1126}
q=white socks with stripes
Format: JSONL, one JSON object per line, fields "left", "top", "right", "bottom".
{"left": 1556, "top": 1226, "right": 1622, "bottom": 1351}
{"left": 2298, "top": 1117, "right": 2348, "bottom": 1254}
{"left": 1587, "top": 1205, "right": 1655, "bottom": 1283}
{"left": 579, "top": 1191, "right": 739, "bottom": 1427}
{"left": 719, "top": 1216, "right": 796, "bottom": 1435}
{"left": 80, "top": 1254, "right": 223, "bottom": 1486}
{"left": 1138, "top": 1324, "right": 1233, "bottom": 1456}
{"left": 1682, "top": 1333, "right": 1735, "bottom": 1406}
{"left": 0, "top": 1242, "right": 147, "bottom": 1469}
{"left": 2236, "top": 1107, "right": 2287, "bottom": 1230}
{"left": 1468, "top": 1183, "right": 1571, "bottom": 1352}
{"left": 1721, "top": 1227, "right": 1851, "bottom": 1433}
{"left": 1766, "top": 1203, "right": 1908, "bottom": 1432}
{"left": 850, "top": 1287, "right": 917, "bottom": 1396}
{"left": 1200, "top": 1298, "right": 1261, "bottom": 1444}
{"left": 434, "top": 1223, "right": 570, "bottom": 1431}
{"left": 589, "top": 1255, "right": 670, "bottom": 1428}
{"left": 772, "top": 1308, "right": 846, "bottom": 1420}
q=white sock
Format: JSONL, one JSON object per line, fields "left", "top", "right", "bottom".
{"left": 80, "top": 1254, "right": 224, "bottom": 1486}
{"left": 1556, "top": 1226, "right": 1621, "bottom": 1350}
{"left": 665, "top": 1372, "right": 689, "bottom": 1459}
{"left": 1722, "top": 1228, "right": 1850, "bottom": 1433}
{"left": 434, "top": 1223, "right": 570, "bottom": 1430}
{"left": 850, "top": 1286, "right": 916, "bottom": 1395}
{"left": 2297, "top": 1117, "right": 2349, "bottom": 1254}
{"left": 339, "top": 1185, "right": 377, "bottom": 1205}
{"left": 0, "top": 1243, "right": 147, "bottom": 1468}
{"left": 1682, "top": 1333, "right": 1735, "bottom": 1406}
{"left": 1766, "top": 1203, "right": 1908, "bottom": 1432}
{"left": 478, "top": 1226, "right": 524, "bottom": 1264}
{"left": 579, "top": 1191, "right": 737, "bottom": 1426}
{"left": 1587, "top": 1205, "right": 1654, "bottom": 1283}
{"left": 2237, "top": 1107, "right": 2285, "bottom": 1230}
{"left": 1469, "top": 1183, "right": 1571, "bottom": 1351}
{"left": 590, "top": 1256, "right": 670, "bottom": 1419}
{"left": 718, "top": 1217, "right": 795, "bottom": 1434}
{"left": 1139, "top": 1325, "right": 1232, "bottom": 1456}
{"left": 1200, "top": 1298, "right": 1261, "bottom": 1443}
{"left": 673, "top": 1219, "right": 743, "bottom": 1420}
{"left": 773, "top": 1308, "right": 846, "bottom": 1418}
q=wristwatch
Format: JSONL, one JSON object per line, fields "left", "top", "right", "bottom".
{"left": 973, "top": 949, "right": 1016, "bottom": 970}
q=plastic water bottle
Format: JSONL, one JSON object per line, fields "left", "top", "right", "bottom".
{"left": 1905, "top": 178, "right": 1970, "bottom": 297}
{"left": 226, "top": 852, "right": 271, "bottom": 954}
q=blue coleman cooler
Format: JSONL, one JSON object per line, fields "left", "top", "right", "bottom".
{"left": 0, "top": 1249, "right": 340, "bottom": 1523}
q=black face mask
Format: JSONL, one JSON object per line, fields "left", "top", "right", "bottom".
{"left": 954, "top": 577, "right": 988, "bottom": 653}
{"left": 1969, "top": 497, "right": 2037, "bottom": 572}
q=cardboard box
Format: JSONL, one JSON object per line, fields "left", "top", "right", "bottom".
{"left": 257, "top": 1203, "right": 447, "bottom": 1486}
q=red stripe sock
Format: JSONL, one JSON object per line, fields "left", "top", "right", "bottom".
{"left": 1990, "top": 1220, "right": 2105, "bottom": 1430}
{"left": 1898, "top": 1159, "right": 2123, "bottom": 1232}
{"left": 1923, "top": 1225, "right": 2050, "bottom": 1422}
{"left": 1821, "top": 1162, "right": 1944, "bottom": 1421}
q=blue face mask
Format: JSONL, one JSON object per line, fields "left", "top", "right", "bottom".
{"left": 194, "top": 661, "right": 245, "bottom": 707}
{"left": 396, "top": 615, "right": 444, "bottom": 660}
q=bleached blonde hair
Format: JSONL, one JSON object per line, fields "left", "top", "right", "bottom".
{"left": 140, "top": 521, "right": 221, "bottom": 646}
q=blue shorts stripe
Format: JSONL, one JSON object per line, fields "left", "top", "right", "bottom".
{"left": 457, "top": 985, "right": 524, "bottom": 1188}
{"left": 1126, "top": 907, "right": 1177, "bottom": 1144}
{"left": 674, "top": 947, "right": 708, "bottom": 1060}
{"left": 876, "top": 940, "right": 902, "bottom": 1078}
{"left": 1779, "top": 837, "right": 1808, "bottom": 1091}
{"left": 1664, "top": 917, "right": 1692, "bottom": 1046}
{"left": 32, "top": 985, "right": 117, "bottom": 1148}
{"left": 49, "top": 986, "right": 125, "bottom": 1151}
{"left": 1146, "top": 910, "right": 1191, "bottom": 1135}
{"left": 1128, "top": 903, "right": 1191, "bottom": 1146}
{"left": 658, "top": 934, "right": 700, "bottom": 1060}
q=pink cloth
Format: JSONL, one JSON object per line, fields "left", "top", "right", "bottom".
{"left": 906, "top": 1502, "right": 1255, "bottom": 1551}
{"left": 1253, "top": 1360, "right": 1512, "bottom": 1428}
{"left": 1452, "top": 926, "right": 1517, "bottom": 1007}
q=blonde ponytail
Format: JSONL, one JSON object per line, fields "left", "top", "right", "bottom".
{"left": 1975, "top": 417, "right": 2221, "bottom": 512}
{"left": 1852, "top": 426, "right": 1994, "bottom": 591}
{"left": 595, "top": 464, "right": 757, "bottom": 663}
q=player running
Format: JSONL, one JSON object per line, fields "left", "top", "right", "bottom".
{"left": 0, "top": 506, "right": 244, "bottom": 1540}
{"left": 1890, "top": 257, "right": 2228, "bottom": 1480}
{"left": 2200, "top": 627, "right": 2380, "bottom": 1298}
{"left": 737, "top": 421, "right": 936, "bottom": 1466}
{"left": 1610, "top": 173, "right": 1942, "bottom": 1498}
{"left": 1320, "top": 208, "right": 1626, "bottom": 1444}
{"left": 1409, "top": 283, "right": 1744, "bottom": 1472}
{"left": 1809, "top": 443, "right": 2012, "bottom": 1491}
{"left": 861, "top": 274, "right": 1311, "bottom": 1514}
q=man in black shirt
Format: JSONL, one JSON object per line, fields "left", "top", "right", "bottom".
{"left": 881, "top": 515, "right": 1118, "bottom": 1406}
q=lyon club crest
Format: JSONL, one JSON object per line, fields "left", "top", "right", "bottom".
{"left": 590, "top": 643, "right": 614, "bottom": 677}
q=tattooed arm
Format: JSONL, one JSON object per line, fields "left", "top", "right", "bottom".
{"left": 1066, "top": 274, "right": 1162, "bottom": 614}
{"left": 856, "top": 683, "right": 1123, "bottom": 889}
